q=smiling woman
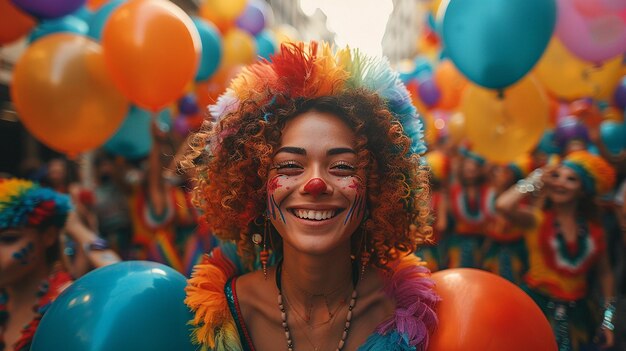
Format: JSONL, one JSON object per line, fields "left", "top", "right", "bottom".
{"left": 182, "top": 42, "right": 437, "bottom": 351}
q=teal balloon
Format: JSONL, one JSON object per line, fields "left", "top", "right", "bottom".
{"left": 442, "top": 0, "right": 556, "bottom": 89}
{"left": 71, "top": 6, "right": 93, "bottom": 22}
{"left": 192, "top": 17, "right": 223, "bottom": 82}
{"left": 28, "top": 15, "right": 88, "bottom": 43}
{"left": 256, "top": 29, "right": 277, "bottom": 60}
{"left": 31, "top": 261, "right": 195, "bottom": 351}
{"left": 104, "top": 106, "right": 171, "bottom": 160}
{"left": 87, "top": 0, "right": 125, "bottom": 41}
{"left": 600, "top": 121, "right": 626, "bottom": 155}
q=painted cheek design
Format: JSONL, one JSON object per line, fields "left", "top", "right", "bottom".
{"left": 344, "top": 177, "right": 366, "bottom": 225}
{"left": 267, "top": 175, "right": 287, "bottom": 223}
{"left": 12, "top": 241, "right": 35, "bottom": 265}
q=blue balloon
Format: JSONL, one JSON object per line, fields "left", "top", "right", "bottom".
{"left": 104, "top": 106, "right": 171, "bottom": 160}
{"left": 256, "top": 29, "right": 277, "bottom": 60}
{"left": 442, "top": 0, "right": 556, "bottom": 89}
{"left": 28, "top": 15, "right": 89, "bottom": 43}
{"left": 87, "top": 0, "right": 125, "bottom": 41}
{"left": 31, "top": 261, "right": 195, "bottom": 351}
{"left": 600, "top": 121, "right": 626, "bottom": 155}
{"left": 192, "top": 17, "right": 223, "bottom": 82}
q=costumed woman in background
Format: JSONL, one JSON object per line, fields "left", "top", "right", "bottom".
{"left": 481, "top": 155, "right": 532, "bottom": 284}
{"left": 446, "top": 147, "right": 490, "bottom": 268}
{"left": 0, "top": 179, "right": 119, "bottom": 351}
{"left": 183, "top": 42, "right": 439, "bottom": 350}
{"left": 496, "top": 151, "right": 616, "bottom": 350}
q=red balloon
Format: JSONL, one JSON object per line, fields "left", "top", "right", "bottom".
{"left": 428, "top": 269, "right": 556, "bottom": 351}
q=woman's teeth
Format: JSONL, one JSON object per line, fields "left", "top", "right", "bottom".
{"left": 293, "top": 209, "right": 336, "bottom": 220}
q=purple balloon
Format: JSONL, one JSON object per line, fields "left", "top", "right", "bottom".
{"left": 613, "top": 77, "right": 626, "bottom": 110}
{"left": 554, "top": 116, "right": 590, "bottom": 150}
{"left": 236, "top": 0, "right": 267, "bottom": 36}
{"left": 11, "top": 0, "right": 86, "bottom": 19}
{"left": 177, "top": 94, "right": 199, "bottom": 116}
{"left": 174, "top": 115, "right": 191, "bottom": 137}
{"left": 418, "top": 78, "right": 441, "bottom": 107}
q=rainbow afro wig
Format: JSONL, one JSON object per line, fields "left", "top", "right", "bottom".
{"left": 209, "top": 41, "right": 426, "bottom": 155}
{"left": 562, "top": 151, "right": 615, "bottom": 195}
{"left": 0, "top": 178, "right": 72, "bottom": 230}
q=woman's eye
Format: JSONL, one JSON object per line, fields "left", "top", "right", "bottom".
{"left": 0, "top": 235, "right": 20, "bottom": 245}
{"left": 272, "top": 161, "right": 303, "bottom": 174}
{"left": 331, "top": 162, "right": 356, "bottom": 173}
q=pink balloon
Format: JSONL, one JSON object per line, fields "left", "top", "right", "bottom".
{"left": 573, "top": 0, "right": 626, "bottom": 17}
{"left": 557, "top": 0, "right": 626, "bottom": 63}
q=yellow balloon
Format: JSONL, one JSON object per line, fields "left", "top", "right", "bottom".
{"left": 222, "top": 28, "right": 257, "bottom": 66}
{"left": 535, "top": 38, "right": 622, "bottom": 100}
{"left": 11, "top": 34, "right": 128, "bottom": 157}
{"left": 461, "top": 77, "right": 548, "bottom": 163}
{"left": 447, "top": 112, "right": 466, "bottom": 146}
{"left": 202, "top": 0, "right": 247, "bottom": 21}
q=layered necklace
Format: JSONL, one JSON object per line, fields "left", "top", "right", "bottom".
{"left": 275, "top": 261, "right": 359, "bottom": 351}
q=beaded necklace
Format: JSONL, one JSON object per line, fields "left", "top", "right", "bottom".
{"left": 275, "top": 261, "right": 359, "bottom": 351}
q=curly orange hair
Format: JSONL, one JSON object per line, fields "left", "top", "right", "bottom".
{"left": 182, "top": 43, "right": 431, "bottom": 270}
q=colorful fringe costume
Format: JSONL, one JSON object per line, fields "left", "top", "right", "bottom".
{"left": 522, "top": 151, "right": 616, "bottom": 351}
{"left": 186, "top": 244, "right": 439, "bottom": 351}
{"left": 129, "top": 186, "right": 214, "bottom": 275}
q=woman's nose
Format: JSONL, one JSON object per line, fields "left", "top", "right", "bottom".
{"left": 303, "top": 177, "right": 328, "bottom": 197}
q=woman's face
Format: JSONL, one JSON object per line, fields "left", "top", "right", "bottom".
{"left": 460, "top": 157, "right": 482, "bottom": 184}
{"left": 546, "top": 166, "right": 584, "bottom": 204}
{"left": 0, "top": 226, "right": 52, "bottom": 288}
{"left": 267, "top": 111, "right": 366, "bottom": 256}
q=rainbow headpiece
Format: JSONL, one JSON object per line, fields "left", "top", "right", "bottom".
{"left": 424, "top": 150, "right": 450, "bottom": 183}
{"left": 209, "top": 42, "right": 426, "bottom": 155}
{"left": 0, "top": 179, "right": 71, "bottom": 230}
{"left": 562, "top": 151, "right": 615, "bottom": 195}
{"left": 507, "top": 154, "right": 533, "bottom": 181}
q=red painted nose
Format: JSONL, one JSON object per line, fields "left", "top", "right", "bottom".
{"left": 303, "top": 178, "right": 327, "bottom": 197}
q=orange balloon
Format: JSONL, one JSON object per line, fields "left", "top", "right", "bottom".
{"left": 461, "top": 77, "right": 549, "bottom": 163}
{"left": 102, "top": 0, "right": 201, "bottom": 111}
{"left": 446, "top": 112, "right": 466, "bottom": 146}
{"left": 0, "top": 0, "right": 36, "bottom": 45}
{"left": 222, "top": 28, "right": 257, "bottom": 66}
{"left": 429, "top": 268, "right": 556, "bottom": 351}
{"left": 434, "top": 60, "right": 467, "bottom": 110}
{"left": 11, "top": 34, "right": 128, "bottom": 157}
{"left": 199, "top": 3, "right": 235, "bottom": 34}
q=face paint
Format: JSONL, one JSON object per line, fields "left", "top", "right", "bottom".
{"left": 267, "top": 174, "right": 287, "bottom": 223}
{"left": 12, "top": 241, "right": 34, "bottom": 265}
{"left": 344, "top": 176, "right": 366, "bottom": 225}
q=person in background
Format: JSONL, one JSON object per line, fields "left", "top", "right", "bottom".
{"left": 496, "top": 151, "right": 616, "bottom": 350}
{"left": 446, "top": 147, "right": 490, "bottom": 268}
{"left": 481, "top": 155, "right": 533, "bottom": 284}
{"left": 0, "top": 178, "right": 119, "bottom": 351}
